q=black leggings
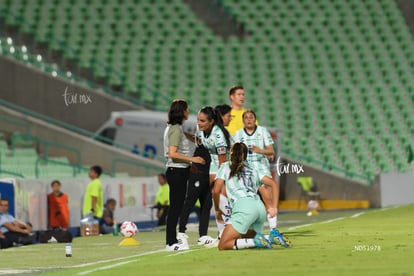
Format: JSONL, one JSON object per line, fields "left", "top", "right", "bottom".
{"left": 165, "top": 167, "right": 189, "bottom": 246}
{"left": 179, "top": 173, "right": 212, "bottom": 237}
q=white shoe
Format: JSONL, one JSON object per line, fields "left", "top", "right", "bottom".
{"left": 204, "top": 239, "right": 219, "bottom": 248}
{"left": 177, "top": 232, "right": 189, "bottom": 249}
{"left": 197, "top": 235, "right": 217, "bottom": 246}
{"left": 165, "top": 243, "right": 189, "bottom": 251}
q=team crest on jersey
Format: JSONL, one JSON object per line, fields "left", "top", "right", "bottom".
{"left": 217, "top": 147, "right": 226, "bottom": 155}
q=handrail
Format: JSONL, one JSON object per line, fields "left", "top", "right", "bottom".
{"left": 11, "top": 133, "right": 82, "bottom": 171}
{"left": 0, "top": 104, "right": 166, "bottom": 177}
{"left": 0, "top": 115, "right": 31, "bottom": 134}
{"left": 76, "top": 165, "right": 113, "bottom": 178}
{"left": 0, "top": 152, "right": 25, "bottom": 178}
{"left": 0, "top": 98, "right": 165, "bottom": 162}
{"left": 35, "top": 157, "right": 77, "bottom": 178}
{"left": 0, "top": 169, "right": 25, "bottom": 178}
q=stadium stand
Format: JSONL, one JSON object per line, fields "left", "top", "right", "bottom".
{"left": 0, "top": 131, "right": 74, "bottom": 178}
{"left": 0, "top": 0, "right": 413, "bottom": 184}
{"left": 0, "top": 130, "right": 128, "bottom": 179}
{"left": 0, "top": 128, "right": 139, "bottom": 179}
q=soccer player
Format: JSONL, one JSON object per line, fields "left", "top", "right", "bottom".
{"left": 234, "top": 110, "right": 291, "bottom": 247}
{"left": 233, "top": 110, "right": 274, "bottom": 180}
{"left": 194, "top": 106, "right": 232, "bottom": 239}
{"left": 213, "top": 142, "right": 276, "bottom": 250}
{"left": 215, "top": 104, "right": 232, "bottom": 127}
{"left": 163, "top": 99, "right": 205, "bottom": 251}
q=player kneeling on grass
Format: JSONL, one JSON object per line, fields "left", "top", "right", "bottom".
{"left": 213, "top": 142, "right": 278, "bottom": 250}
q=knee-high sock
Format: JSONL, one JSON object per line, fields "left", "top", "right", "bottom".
{"left": 267, "top": 214, "right": 277, "bottom": 229}
{"left": 217, "top": 194, "right": 231, "bottom": 238}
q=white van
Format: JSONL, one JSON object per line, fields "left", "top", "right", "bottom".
{"left": 94, "top": 110, "right": 198, "bottom": 160}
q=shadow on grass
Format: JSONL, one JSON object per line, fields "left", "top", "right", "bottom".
{"left": 283, "top": 230, "right": 318, "bottom": 237}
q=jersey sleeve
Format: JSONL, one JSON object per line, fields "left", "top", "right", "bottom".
{"left": 214, "top": 127, "right": 228, "bottom": 155}
{"left": 262, "top": 126, "right": 274, "bottom": 146}
{"left": 216, "top": 161, "right": 229, "bottom": 180}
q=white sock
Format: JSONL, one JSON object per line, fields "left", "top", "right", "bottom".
{"left": 219, "top": 194, "right": 231, "bottom": 222}
{"left": 234, "top": 238, "right": 256, "bottom": 250}
{"left": 217, "top": 194, "right": 231, "bottom": 238}
{"left": 267, "top": 215, "right": 278, "bottom": 229}
{"left": 217, "top": 221, "right": 225, "bottom": 238}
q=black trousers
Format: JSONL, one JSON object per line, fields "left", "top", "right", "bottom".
{"left": 0, "top": 237, "right": 8, "bottom": 249}
{"left": 165, "top": 167, "right": 189, "bottom": 246}
{"left": 3, "top": 231, "right": 32, "bottom": 248}
{"left": 179, "top": 173, "right": 212, "bottom": 237}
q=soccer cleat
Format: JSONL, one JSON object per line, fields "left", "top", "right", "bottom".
{"left": 253, "top": 233, "right": 273, "bottom": 249}
{"left": 269, "top": 229, "right": 292, "bottom": 248}
{"left": 198, "top": 235, "right": 218, "bottom": 246}
{"left": 165, "top": 243, "right": 189, "bottom": 251}
{"left": 177, "top": 232, "right": 189, "bottom": 249}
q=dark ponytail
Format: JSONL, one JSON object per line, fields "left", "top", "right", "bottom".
{"left": 215, "top": 104, "right": 232, "bottom": 119}
{"left": 199, "top": 106, "right": 231, "bottom": 149}
{"left": 229, "top": 142, "right": 248, "bottom": 179}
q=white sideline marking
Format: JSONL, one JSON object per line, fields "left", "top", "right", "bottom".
{"left": 287, "top": 223, "right": 314, "bottom": 230}
{"left": 351, "top": 212, "right": 365, "bottom": 218}
{"left": 76, "top": 248, "right": 203, "bottom": 274}
{"left": 77, "top": 260, "right": 137, "bottom": 275}
{"left": 0, "top": 270, "right": 40, "bottom": 275}
{"left": 71, "top": 248, "right": 165, "bottom": 269}
{"left": 380, "top": 205, "right": 400, "bottom": 211}
{"left": 319, "top": 217, "right": 345, "bottom": 224}
{"left": 288, "top": 206, "right": 403, "bottom": 231}
{"left": 167, "top": 249, "right": 197, "bottom": 257}
{"left": 31, "top": 248, "right": 165, "bottom": 271}
{"left": 287, "top": 217, "right": 345, "bottom": 230}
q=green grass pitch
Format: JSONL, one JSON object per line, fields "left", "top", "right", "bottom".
{"left": 0, "top": 205, "right": 413, "bottom": 275}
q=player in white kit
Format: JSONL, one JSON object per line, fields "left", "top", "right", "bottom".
{"left": 195, "top": 106, "right": 232, "bottom": 239}
{"left": 213, "top": 142, "right": 276, "bottom": 250}
{"left": 234, "top": 110, "right": 291, "bottom": 247}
